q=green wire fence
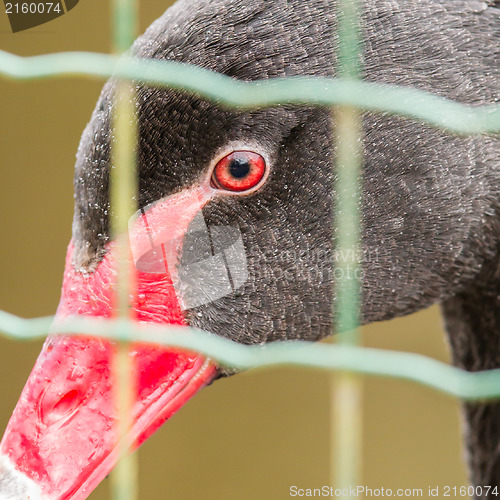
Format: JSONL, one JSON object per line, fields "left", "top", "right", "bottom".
{"left": 1, "top": 50, "right": 499, "bottom": 134}
{"left": 1, "top": 0, "right": 500, "bottom": 499}
{"left": 4, "top": 311, "right": 500, "bottom": 401}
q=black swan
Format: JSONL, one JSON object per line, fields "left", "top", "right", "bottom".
{"left": 0, "top": 0, "right": 498, "bottom": 498}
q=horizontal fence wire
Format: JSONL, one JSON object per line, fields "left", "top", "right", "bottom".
{"left": 2, "top": 311, "right": 500, "bottom": 401}
{"left": 0, "top": 50, "right": 500, "bottom": 134}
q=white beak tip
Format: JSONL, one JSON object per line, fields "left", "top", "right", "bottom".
{"left": 0, "top": 456, "right": 43, "bottom": 500}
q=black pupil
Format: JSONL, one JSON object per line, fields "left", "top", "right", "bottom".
{"left": 229, "top": 158, "right": 251, "bottom": 179}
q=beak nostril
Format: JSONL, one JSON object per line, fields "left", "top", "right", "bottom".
{"left": 52, "top": 389, "right": 80, "bottom": 414}
{"left": 41, "top": 389, "right": 81, "bottom": 426}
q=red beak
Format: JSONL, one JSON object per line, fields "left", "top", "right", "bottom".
{"left": 0, "top": 185, "right": 219, "bottom": 499}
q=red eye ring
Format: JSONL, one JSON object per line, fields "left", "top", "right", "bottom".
{"left": 211, "top": 151, "right": 267, "bottom": 193}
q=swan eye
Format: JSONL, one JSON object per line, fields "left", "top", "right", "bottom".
{"left": 211, "top": 151, "right": 267, "bottom": 193}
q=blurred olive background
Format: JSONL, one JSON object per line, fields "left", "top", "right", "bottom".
{"left": 0, "top": 1, "right": 469, "bottom": 499}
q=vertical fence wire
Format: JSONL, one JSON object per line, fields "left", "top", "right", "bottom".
{"left": 109, "top": 0, "right": 139, "bottom": 498}
{"left": 331, "top": 0, "right": 364, "bottom": 495}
